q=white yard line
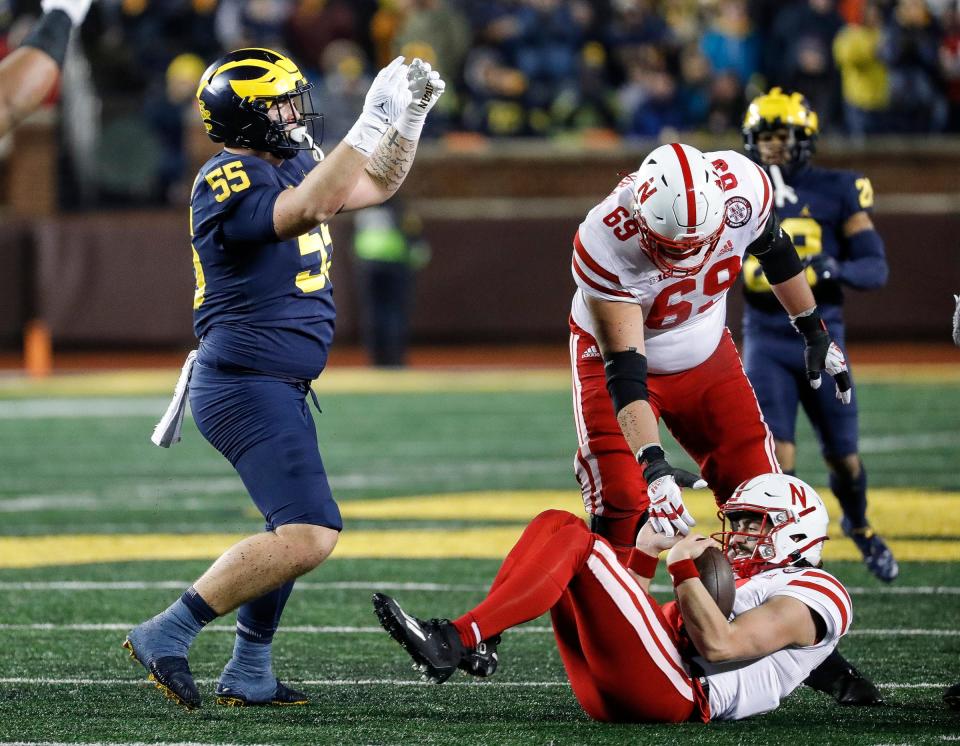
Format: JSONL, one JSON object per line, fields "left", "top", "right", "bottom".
{"left": 1, "top": 623, "right": 956, "bottom": 637}
{"left": 859, "top": 431, "right": 960, "bottom": 453}
{"left": 0, "top": 398, "right": 171, "bottom": 419}
{"left": 1, "top": 580, "right": 958, "bottom": 595}
{"left": 0, "top": 677, "right": 947, "bottom": 689}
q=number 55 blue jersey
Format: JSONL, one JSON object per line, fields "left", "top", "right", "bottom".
{"left": 190, "top": 149, "right": 335, "bottom": 380}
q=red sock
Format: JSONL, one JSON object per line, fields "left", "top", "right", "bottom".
{"left": 453, "top": 518, "right": 594, "bottom": 646}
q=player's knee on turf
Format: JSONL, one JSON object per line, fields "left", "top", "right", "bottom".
{"left": 532, "top": 509, "right": 584, "bottom": 530}
{"left": 275, "top": 523, "right": 339, "bottom": 572}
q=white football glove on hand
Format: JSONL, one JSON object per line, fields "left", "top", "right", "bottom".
{"left": 344, "top": 56, "right": 411, "bottom": 156}
{"left": 41, "top": 0, "right": 93, "bottom": 26}
{"left": 394, "top": 58, "right": 446, "bottom": 141}
{"left": 639, "top": 445, "right": 707, "bottom": 538}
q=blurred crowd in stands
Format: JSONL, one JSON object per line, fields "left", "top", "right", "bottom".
{"left": 3, "top": 0, "right": 960, "bottom": 205}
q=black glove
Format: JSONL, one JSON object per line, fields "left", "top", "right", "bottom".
{"left": 807, "top": 253, "right": 841, "bottom": 282}
{"left": 639, "top": 445, "right": 705, "bottom": 489}
{"left": 790, "top": 309, "right": 853, "bottom": 404}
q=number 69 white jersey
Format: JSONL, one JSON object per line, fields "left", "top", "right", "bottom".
{"left": 570, "top": 149, "right": 773, "bottom": 374}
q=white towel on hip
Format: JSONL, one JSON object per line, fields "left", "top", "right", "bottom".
{"left": 151, "top": 350, "right": 197, "bottom": 448}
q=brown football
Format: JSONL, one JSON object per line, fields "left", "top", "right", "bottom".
{"left": 694, "top": 546, "right": 736, "bottom": 618}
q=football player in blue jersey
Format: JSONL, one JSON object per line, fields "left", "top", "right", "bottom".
{"left": 123, "top": 48, "right": 445, "bottom": 710}
{"left": 0, "top": 0, "right": 92, "bottom": 137}
{"left": 741, "top": 88, "right": 895, "bottom": 583}
{"left": 739, "top": 88, "right": 891, "bottom": 707}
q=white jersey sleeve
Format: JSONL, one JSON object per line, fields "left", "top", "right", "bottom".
{"left": 697, "top": 566, "right": 853, "bottom": 721}
{"left": 708, "top": 149, "right": 774, "bottom": 242}
{"left": 770, "top": 567, "right": 853, "bottom": 638}
{"left": 570, "top": 175, "right": 641, "bottom": 304}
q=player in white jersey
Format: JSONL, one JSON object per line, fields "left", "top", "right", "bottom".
{"left": 568, "top": 143, "right": 879, "bottom": 708}
{"left": 692, "top": 473, "right": 853, "bottom": 719}
{"left": 372, "top": 474, "right": 853, "bottom": 723}
{"left": 567, "top": 142, "right": 851, "bottom": 553}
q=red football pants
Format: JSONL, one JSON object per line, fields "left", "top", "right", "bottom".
{"left": 454, "top": 510, "right": 707, "bottom": 723}
{"left": 569, "top": 321, "right": 780, "bottom": 547}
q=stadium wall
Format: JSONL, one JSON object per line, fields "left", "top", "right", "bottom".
{"left": 0, "top": 208, "right": 955, "bottom": 350}
{"left": 2, "top": 135, "right": 959, "bottom": 349}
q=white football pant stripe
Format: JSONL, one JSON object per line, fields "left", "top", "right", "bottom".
{"left": 570, "top": 332, "right": 604, "bottom": 515}
{"left": 586, "top": 542, "right": 693, "bottom": 702}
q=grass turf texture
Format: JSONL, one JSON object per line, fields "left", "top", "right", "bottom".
{"left": 1, "top": 375, "right": 958, "bottom": 743}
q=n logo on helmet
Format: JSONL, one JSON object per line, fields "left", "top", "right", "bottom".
{"left": 636, "top": 178, "right": 657, "bottom": 205}
{"left": 789, "top": 483, "right": 808, "bottom": 508}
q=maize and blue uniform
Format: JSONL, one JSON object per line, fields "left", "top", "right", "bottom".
{"left": 189, "top": 148, "right": 342, "bottom": 531}
{"left": 740, "top": 166, "right": 886, "bottom": 458}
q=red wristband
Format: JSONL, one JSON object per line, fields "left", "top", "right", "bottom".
{"left": 668, "top": 558, "right": 699, "bottom": 586}
{"left": 626, "top": 549, "right": 659, "bottom": 579}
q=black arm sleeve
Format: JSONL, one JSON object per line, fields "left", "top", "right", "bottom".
{"left": 603, "top": 350, "right": 648, "bottom": 414}
{"left": 746, "top": 211, "right": 804, "bottom": 285}
{"left": 21, "top": 10, "right": 72, "bottom": 67}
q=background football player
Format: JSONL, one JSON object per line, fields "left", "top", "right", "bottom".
{"left": 374, "top": 474, "right": 855, "bottom": 724}
{"left": 0, "top": 0, "right": 92, "bottom": 137}
{"left": 740, "top": 88, "right": 897, "bottom": 585}
{"left": 123, "top": 49, "right": 445, "bottom": 710}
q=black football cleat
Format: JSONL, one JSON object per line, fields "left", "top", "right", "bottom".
{"left": 458, "top": 634, "right": 500, "bottom": 677}
{"left": 372, "top": 592, "right": 467, "bottom": 684}
{"left": 841, "top": 519, "right": 899, "bottom": 583}
{"left": 215, "top": 679, "right": 309, "bottom": 707}
{"left": 805, "top": 650, "right": 885, "bottom": 707}
{"left": 122, "top": 637, "right": 201, "bottom": 710}
{"left": 944, "top": 683, "right": 960, "bottom": 711}
{"left": 832, "top": 665, "right": 885, "bottom": 706}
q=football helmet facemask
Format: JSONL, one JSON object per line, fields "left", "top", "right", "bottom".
{"left": 196, "top": 48, "right": 321, "bottom": 160}
{"left": 742, "top": 87, "right": 819, "bottom": 171}
{"left": 632, "top": 143, "right": 726, "bottom": 278}
{"left": 714, "top": 473, "right": 830, "bottom": 579}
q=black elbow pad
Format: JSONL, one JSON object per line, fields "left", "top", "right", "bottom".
{"left": 748, "top": 212, "right": 804, "bottom": 285}
{"left": 603, "top": 350, "right": 649, "bottom": 414}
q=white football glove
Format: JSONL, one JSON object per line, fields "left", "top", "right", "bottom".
{"left": 344, "top": 56, "right": 411, "bottom": 156}
{"left": 394, "top": 58, "right": 446, "bottom": 141}
{"left": 792, "top": 310, "right": 853, "bottom": 405}
{"left": 41, "top": 0, "right": 93, "bottom": 26}
{"left": 808, "top": 340, "right": 852, "bottom": 404}
{"left": 648, "top": 474, "right": 703, "bottom": 538}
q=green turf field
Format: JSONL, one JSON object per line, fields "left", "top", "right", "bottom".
{"left": 0, "top": 370, "right": 958, "bottom": 744}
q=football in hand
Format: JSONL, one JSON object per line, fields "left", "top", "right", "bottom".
{"left": 694, "top": 546, "right": 736, "bottom": 618}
